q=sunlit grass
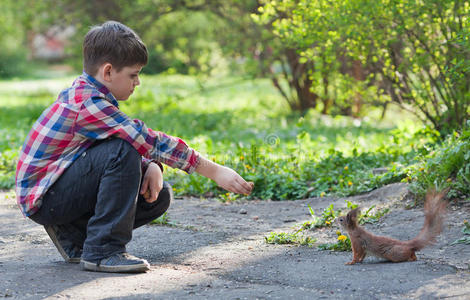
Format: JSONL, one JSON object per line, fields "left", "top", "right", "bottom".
{"left": 0, "top": 74, "right": 435, "bottom": 197}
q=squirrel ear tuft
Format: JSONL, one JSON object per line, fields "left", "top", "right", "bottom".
{"left": 347, "top": 207, "right": 360, "bottom": 223}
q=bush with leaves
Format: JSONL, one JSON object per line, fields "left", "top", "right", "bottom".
{"left": 257, "top": 0, "right": 470, "bottom": 134}
{"left": 409, "top": 122, "right": 470, "bottom": 200}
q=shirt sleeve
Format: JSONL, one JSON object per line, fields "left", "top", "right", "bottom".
{"left": 141, "top": 157, "right": 164, "bottom": 173}
{"left": 74, "top": 96, "right": 200, "bottom": 173}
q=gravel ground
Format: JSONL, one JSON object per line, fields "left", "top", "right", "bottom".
{"left": 1, "top": 183, "right": 469, "bottom": 299}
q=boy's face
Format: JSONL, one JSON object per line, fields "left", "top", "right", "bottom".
{"left": 106, "top": 64, "right": 143, "bottom": 101}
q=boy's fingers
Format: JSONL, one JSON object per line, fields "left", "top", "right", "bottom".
{"left": 140, "top": 180, "right": 148, "bottom": 194}
{"left": 239, "top": 177, "right": 254, "bottom": 191}
{"left": 146, "top": 180, "right": 163, "bottom": 203}
{"left": 235, "top": 179, "right": 253, "bottom": 195}
{"left": 146, "top": 188, "right": 159, "bottom": 203}
{"left": 248, "top": 182, "right": 254, "bottom": 194}
{"left": 143, "top": 189, "right": 151, "bottom": 200}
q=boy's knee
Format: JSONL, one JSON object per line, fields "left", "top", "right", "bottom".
{"left": 99, "top": 138, "right": 141, "bottom": 168}
{"left": 111, "top": 138, "right": 140, "bottom": 159}
{"left": 134, "top": 182, "right": 172, "bottom": 227}
{"left": 158, "top": 182, "right": 173, "bottom": 211}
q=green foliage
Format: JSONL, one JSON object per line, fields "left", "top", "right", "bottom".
{"left": 0, "top": 0, "right": 29, "bottom": 78}
{"left": 318, "top": 231, "right": 352, "bottom": 252}
{"left": 301, "top": 204, "right": 338, "bottom": 230}
{"left": 451, "top": 220, "right": 470, "bottom": 245}
{"left": 342, "top": 200, "right": 391, "bottom": 225}
{"left": 0, "top": 150, "right": 17, "bottom": 189}
{"left": 358, "top": 205, "right": 390, "bottom": 225}
{"left": 140, "top": 10, "right": 229, "bottom": 76}
{"left": 150, "top": 212, "right": 173, "bottom": 226}
{"left": 0, "top": 49, "right": 29, "bottom": 79}
{"left": 3, "top": 0, "right": 468, "bottom": 128}
{"left": 0, "top": 74, "right": 454, "bottom": 200}
{"left": 165, "top": 115, "right": 434, "bottom": 200}
{"left": 1, "top": 74, "right": 468, "bottom": 203}
{"left": 257, "top": 0, "right": 470, "bottom": 133}
{"left": 12, "top": 1, "right": 234, "bottom": 77}
{"left": 409, "top": 123, "right": 470, "bottom": 200}
{"left": 0, "top": 86, "right": 57, "bottom": 189}
{"left": 264, "top": 231, "right": 316, "bottom": 247}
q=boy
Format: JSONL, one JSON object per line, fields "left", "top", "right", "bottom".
{"left": 15, "top": 21, "right": 253, "bottom": 273}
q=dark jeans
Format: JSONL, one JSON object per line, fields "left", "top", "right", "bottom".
{"left": 29, "top": 138, "right": 172, "bottom": 262}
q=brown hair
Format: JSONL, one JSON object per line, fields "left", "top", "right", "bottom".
{"left": 83, "top": 21, "right": 148, "bottom": 76}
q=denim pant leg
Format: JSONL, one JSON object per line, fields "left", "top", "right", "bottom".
{"left": 30, "top": 138, "right": 142, "bottom": 262}
{"left": 82, "top": 139, "right": 142, "bottom": 261}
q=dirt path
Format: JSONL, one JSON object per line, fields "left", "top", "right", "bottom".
{"left": 1, "top": 183, "right": 469, "bottom": 299}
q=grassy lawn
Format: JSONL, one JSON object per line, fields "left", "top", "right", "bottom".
{"left": 0, "top": 74, "right": 458, "bottom": 200}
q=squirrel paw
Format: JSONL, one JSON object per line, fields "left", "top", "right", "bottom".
{"left": 345, "top": 261, "right": 356, "bottom": 265}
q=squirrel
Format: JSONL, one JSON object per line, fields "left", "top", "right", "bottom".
{"left": 337, "top": 189, "right": 448, "bottom": 265}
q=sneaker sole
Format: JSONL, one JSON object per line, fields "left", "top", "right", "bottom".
{"left": 80, "top": 260, "right": 150, "bottom": 273}
{"left": 44, "top": 225, "right": 81, "bottom": 264}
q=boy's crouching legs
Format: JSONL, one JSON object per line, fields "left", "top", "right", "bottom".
{"left": 81, "top": 181, "right": 173, "bottom": 273}
{"left": 80, "top": 138, "right": 149, "bottom": 273}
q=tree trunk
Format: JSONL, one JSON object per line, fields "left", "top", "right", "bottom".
{"left": 284, "top": 48, "right": 318, "bottom": 114}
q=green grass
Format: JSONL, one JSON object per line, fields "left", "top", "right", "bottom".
{"left": 318, "top": 233, "right": 352, "bottom": 252}
{"left": 149, "top": 212, "right": 173, "bottom": 226}
{"left": 451, "top": 220, "right": 470, "bottom": 245}
{"left": 123, "top": 75, "right": 438, "bottom": 200}
{"left": 0, "top": 73, "right": 466, "bottom": 201}
{"left": 264, "top": 231, "right": 316, "bottom": 247}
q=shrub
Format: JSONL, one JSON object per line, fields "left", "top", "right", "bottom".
{"left": 409, "top": 122, "right": 470, "bottom": 200}
{"left": 0, "top": 48, "right": 29, "bottom": 79}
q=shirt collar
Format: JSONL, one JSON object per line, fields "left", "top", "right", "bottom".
{"left": 81, "top": 71, "right": 119, "bottom": 108}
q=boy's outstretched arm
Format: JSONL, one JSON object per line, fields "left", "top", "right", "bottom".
{"left": 195, "top": 156, "right": 254, "bottom": 195}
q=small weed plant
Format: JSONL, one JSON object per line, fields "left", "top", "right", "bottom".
{"left": 318, "top": 230, "right": 352, "bottom": 251}
{"left": 359, "top": 205, "right": 391, "bottom": 225}
{"left": 409, "top": 122, "right": 470, "bottom": 202}
{"left": 451, "top": 220, "right": 470, "bottom": 245}
{"left": 264, "top": 231, "right": 316, "bottom": 247}
{"left": 150, "top": 212, "right": 174, "bottom": 226}
{"left": 300, "top": 204, "right": 338, "bottom": 229}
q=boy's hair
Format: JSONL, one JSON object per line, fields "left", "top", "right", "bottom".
{"left": 83, "top": 21, "right": 148, "bottom": 76}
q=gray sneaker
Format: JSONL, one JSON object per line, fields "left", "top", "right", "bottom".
{"left": 44, "top": 225, "right": 82, "bottom": 264}
{"left": 81, "top": 252, "right": 150, "bottom": 273}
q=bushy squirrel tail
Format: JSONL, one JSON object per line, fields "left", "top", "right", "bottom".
{"left": 408, "top": 188, "right": 448, "bottom": 251}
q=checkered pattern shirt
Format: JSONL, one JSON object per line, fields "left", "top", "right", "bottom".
{"left": 16, "top": 72, "right": 200, "bottom": 217}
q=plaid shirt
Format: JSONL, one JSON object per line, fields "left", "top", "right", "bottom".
{"left": 16, "top": 72, "right": 200, "bottom": 217}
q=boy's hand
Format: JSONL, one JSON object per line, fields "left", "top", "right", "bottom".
{"left": 140, "top": 162, "right": 163, "bottom": 203}
{"left": 195, "top": 156, "right": 254, "bottom": 195}
{"left": 214, "top": 166, "right": 254, "bottom": 195}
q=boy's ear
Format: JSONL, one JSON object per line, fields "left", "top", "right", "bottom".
{"left": 101, "top": 63, "right": 113, "bottom": 82}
